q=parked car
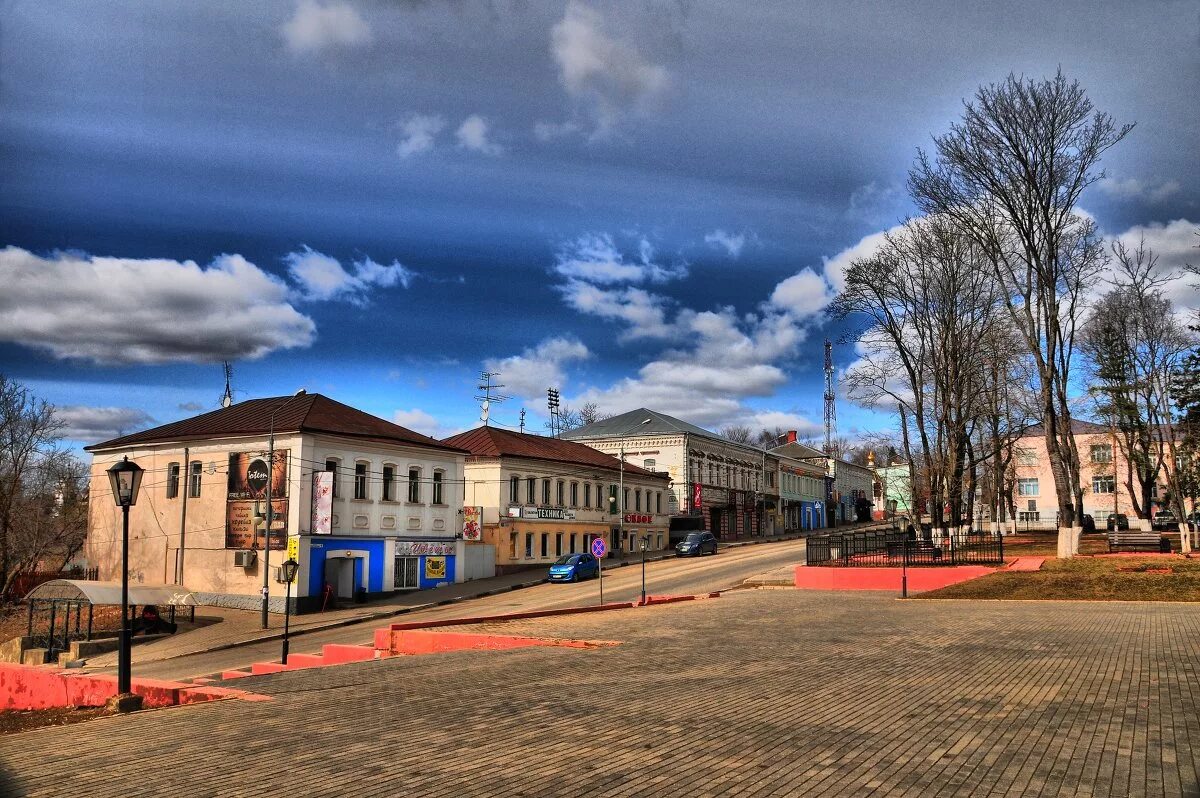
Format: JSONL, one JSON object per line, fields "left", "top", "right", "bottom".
{"left": 1080, "top": 514, "right": 1096, "bottom": 534}
{"left": 548, "top": 553, "right": 599, "bottom": 583}
{"left": 1152, "top": 511, "right": 1178, "bottom": 531}
{"left": 675, "top": 531, "right": 718, "bottom": 557}
{"left": 1106, "top": 513, "right": 1130, "bottom": 531}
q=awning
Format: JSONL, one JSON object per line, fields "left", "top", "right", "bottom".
{"left": 24, "top": 579, "right": 199, "bottom": 607}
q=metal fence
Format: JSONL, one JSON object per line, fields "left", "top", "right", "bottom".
{"left": 806, "top": 528, "right": 1004, "bottom": 567}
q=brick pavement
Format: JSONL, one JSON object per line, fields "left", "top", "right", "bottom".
{"left": 3, "top": 590, "right": 1197, "bottom": 797}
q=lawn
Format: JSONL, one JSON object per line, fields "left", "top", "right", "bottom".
{"left": 917, "top": 554, "right": 1200, "bottom": 602}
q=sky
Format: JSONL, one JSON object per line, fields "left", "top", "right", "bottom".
{"left": 2, "top": 0, "right": 1198, "bottom": 448}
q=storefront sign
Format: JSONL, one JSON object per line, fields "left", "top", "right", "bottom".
{"left": 623, "top": 513, "right": 653, "bottom": 524}
{"left": 311, "top": 471, "right": 333, "bottom": 535}
{"left": 424, "top": 557, "right": 447, "bottom": 579}
{"left": 395, "top": 541, "right": 455, "bottom": 556}
{"left": 284, "top": 536, "right": 300, "bottom": 581}
{"left": 462, "top": 506, "right": 482, "bottom": 540}
{"left": 226, "top": 499, "right": 287, "bottom": 550}
{"left": 535, "top": 507, "right": 575, "bottom": 520}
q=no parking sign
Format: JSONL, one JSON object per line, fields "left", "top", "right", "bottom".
{"left": 590, "top": 537, "right": 608, "bottom": 559}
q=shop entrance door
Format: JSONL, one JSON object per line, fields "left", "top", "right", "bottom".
{"left": 395, "top": 556, "right": 419, "bottom": 589}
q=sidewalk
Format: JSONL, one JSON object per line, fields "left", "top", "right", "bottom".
{"left": 81, "top": 529, "right": 820, "bottom": 670}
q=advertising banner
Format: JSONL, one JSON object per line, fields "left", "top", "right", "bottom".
{"left": 311, "top": 471, "right": 333, "bottom": 535}
{"left": 227, "top": 450, "right": 288, "bottom": 500}
{"left": 462, "top": 506, "right": 482, "bottom": 541}
{"left": 424, "top": 557, "right": 447, "bottom": 580}
{"left": 226, "top": 499, "right": 288, "bottom": 550}
{"left": 692, "top": 482, "right": 702, "bottom": 510}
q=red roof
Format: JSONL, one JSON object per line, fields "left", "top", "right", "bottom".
{"left": 86, "top": 393, "right": 468, "bottom": 454}
{"left": 442, "top": 426, "right": 666, "bottom": 479}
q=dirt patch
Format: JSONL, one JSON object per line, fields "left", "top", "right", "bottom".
{"left": 0, "top": 706, "right": 114, "bottom": 735}
{"left": 916, "top": 555, "right": 1200, "bottom": 601}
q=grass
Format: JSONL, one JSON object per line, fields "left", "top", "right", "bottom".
{"left": 916, "top": 554, "right": 1200, "bottom": 602}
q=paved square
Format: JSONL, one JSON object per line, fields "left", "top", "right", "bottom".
{"left": 2, "top": 590, "right": 1198, "bottom": 797}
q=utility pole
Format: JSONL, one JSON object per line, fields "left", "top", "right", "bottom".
{"left": 823, "top": 339, "right": 838, "bottom": 526}
{"left": 547, "top": 388, "right": 561, "bottom": 437}
{"left": 519, "top": 408, "right": 526, "bottom": 434}
{"left": 618, "top": 444, "right": 625, "bottom": 553}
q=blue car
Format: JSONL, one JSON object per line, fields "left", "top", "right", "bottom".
{"left": 548, "top": 553, "right": 599, "bottom": 583}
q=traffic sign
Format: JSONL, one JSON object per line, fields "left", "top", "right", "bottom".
{"left": 590, "top": 537, "right": 607, "bottom": 558}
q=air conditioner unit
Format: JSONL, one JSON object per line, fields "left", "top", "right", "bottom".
{"left": 233, "top": 550, "right": 256, "bottom": 568}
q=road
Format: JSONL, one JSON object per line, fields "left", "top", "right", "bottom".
{"left": 134, "top": 537, "right": 807, "bottom": 681}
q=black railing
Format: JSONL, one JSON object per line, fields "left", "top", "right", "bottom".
{"left": 806, "top": 528, "right": 1004, "bottom": 567}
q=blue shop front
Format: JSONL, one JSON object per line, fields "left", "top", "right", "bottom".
{"left": 306, "top": 537, "right": 459, "bottom": 606}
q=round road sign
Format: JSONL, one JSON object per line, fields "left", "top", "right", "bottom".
{"left": 590, "top": 537, "right": 607, "bottom": 558}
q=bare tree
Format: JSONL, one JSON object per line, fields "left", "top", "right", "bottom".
{"left": 909, "top": 70, "right": 1131, "bottom": 554}
{"left": 719, "top": 425, "right": 753, "bottom": 444}
{"left": 0, "top": 376, "right": 86, "bottom": 597}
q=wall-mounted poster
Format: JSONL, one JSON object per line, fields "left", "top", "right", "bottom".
{"left": 462, "top": 506, "right": 482, "bottom": 541}
{"left": 424, "top": 557, "right": 447, "bottom": 580}
{"left": 312, "top": 471, "right": 333, "bottom": 534}
{"left": 226, "top": 499, "right": 288, "bottom": 550}
{"left": 227, "top": 450, "right": 288, "bottom": 500}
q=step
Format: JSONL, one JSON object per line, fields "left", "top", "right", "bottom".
{"left": 284, "top": 653, "right": 325, "bottom": 668}
{"left": 220, "top": 670, "right": 253, "bottom": 680}
{"left": 250, "top": 662, "right": 287, "bottom": 675}
{"left": 321, "top": 644, "right": 377, "bottom": 664}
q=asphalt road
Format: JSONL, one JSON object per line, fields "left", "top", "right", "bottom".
{"left": 135, "top": 537, "right": 807, "bottom": 681}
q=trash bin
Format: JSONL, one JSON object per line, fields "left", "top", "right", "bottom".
{"left": 354, "top": 586, "right": 367, "bottom": 604}
{"left": 1159, "top": 536, "right": 1171, "bottom": 554}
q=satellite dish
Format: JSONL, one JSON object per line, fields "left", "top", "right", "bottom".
{"left": 221, "top": 394, "right": 232, "bottom": 408}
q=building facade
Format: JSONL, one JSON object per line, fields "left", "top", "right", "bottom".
{"left": 833, "top": 458, "right": 875, "bottom": 524}
{"left": 562, "top": 408, "right": 780, "bottom": 540}
{"left": 86, "top": 394, "right": 484, "bottom": 612}
{"left": 443, "top": 426, "right": 670, "bottom": 571}
{"left": 770, "top": 435, "right": 828, "bottom": 532}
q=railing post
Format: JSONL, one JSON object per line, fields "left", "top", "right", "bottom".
{"left": 998, "top": 525, "right": 1004, "bottom": 563}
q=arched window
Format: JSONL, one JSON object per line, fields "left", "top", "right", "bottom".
{"left": 408, "top": 467, "right": 421, "bottom": 503}
{"left": 432, "top": 470, "right": 445, "bottom": 504}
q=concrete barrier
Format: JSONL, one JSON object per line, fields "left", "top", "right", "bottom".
{"left": 0, "top": 663, "right": 266, "bottom": 710}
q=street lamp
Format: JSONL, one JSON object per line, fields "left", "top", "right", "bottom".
{"left": 106, "top": 455, "right": 144, "bottom": 706}
{"left": 280, "top": 558, "right": 299, "bottom": 665}
{"left": 639, "top": 534, "right": 652, "bottom": 605}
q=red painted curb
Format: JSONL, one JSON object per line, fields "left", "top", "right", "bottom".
{"left": 0, "top": 663, "right": 266, "bottom": 710}
{"left": 793, "top": 565, "right": 997, "bottom": 593}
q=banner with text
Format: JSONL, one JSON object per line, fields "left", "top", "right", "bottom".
{"left": 312, "top": 471, "right": 333, "bottom": 534}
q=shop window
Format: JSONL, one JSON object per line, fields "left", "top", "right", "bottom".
{"left": 188, "top": 461, "right": 203, "bottom": 498}
{"left": 408, "top": 468, "right": 421, "bottom": 503}
{"left": 325, "top": 459, "right": 340, "bottom": 498}
{"left": 569, "top": 534, "right": 577, "bottom": 553}
{"left": 433, "top": 470, "right": 444, "bottom": 504}
{"left": 354, "top": 462, "right": 368, "bottom": 500}
{"left": 166, "top": 462, "right": 180, "bottom": 499}
{"left": 382, "top": 465, "right": 395, "bottom": 501}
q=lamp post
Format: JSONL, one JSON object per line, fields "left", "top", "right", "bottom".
{"left": 280, "top": 558, "right": 299, "bottom": 664}
{"left": 262, "top": 389, "right": 306, "bottom": 630}
{"left": 639, "top": 534, "right": 651, "bottom": 605}
{"left": 106, "top": 456, "right": 144, "bottom": 705}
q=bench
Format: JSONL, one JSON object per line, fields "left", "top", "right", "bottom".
{"left": 1107, "top": 530, "right": 1166, "bottom": 552}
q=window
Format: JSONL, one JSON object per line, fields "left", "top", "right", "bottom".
{"left": 542, "top": 479, "right": 551, "bottom": 505}
{"left": 1092, "top": 475, "right": 1115, "bottom": 495}
{"left": 1017, "top": 478, "right": 1039, "bottom": 496}
{"left": 509, "top": 475, "right": 520, "bottom": 503}
{"left": 382, "top": 465, "right": 395, "bottom": 501}
{"left": 557, "top": 480, "right": 565, "bottom": 506}
{"left": 433, "top": 471, "right": 444, "bottom": 504}
{"left": 540, "top": 534, "right": 549, "bottom": 558}
{"left": 354, "top": 462, "right": 368, "bottom": 500}
{"left": 527, "top": 477, "right": 536, "bottom": 504}
{"left": 325, "top": 459, "right": 340, "bottom": 498}
{"left": 570, "top": 481, "right": 578, "bottom": 507}
{"left": 408, "top": 468, "right": 421, "bottom": 503}
{"left": 644, "top": 458, "right": 655, "bottom": 471}
{"left": 1090, "top": 444, "right": 1113, "bottom": 464}
{"left": 623, "top": 487, "right": 630, "bottom": 512}
{"left": 656, "top": 492, "right": 662, "bottom": 514}
{"left": 1027, "top": 500, "right": 1037, "bottom": 512}
{"left": 188, "top": 461, "right": 202, "bottom": 498}
{"left": 635, "top": 490, "right": 642, "bottom": 511}
{"left": 555, "top": 534, "right": 562, "bottom": 557}
{"left": 525, "top": 533, "right": 533, "bottom": 559}
{"left": 584, "top": 482, "right": 591, "bottom": 508}
{"left": 166, "top": 462, "right": 180, "bottom": 499}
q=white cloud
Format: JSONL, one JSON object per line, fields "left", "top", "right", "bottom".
{"left": 558, "top": 281, "right": 675, "bottom": 340}
{"left": 768, "top": 268, "right": 833, "bottom": 319}
{"left": 57, "top": 405, "right": 157, "bottom": 442}
{"left": 1109, "top": 217, "right": 1200, "bottom": 313}
{"left": 554, "top": 233, "right": 687, "bottom": 285}
{"left": 285, "top": 246, "right": 415, "bottom": 304}
{"left": 533, "top": 120, "right": 582, "bottom": 141}
{"left": 704, "top": 230, "right": 746, "bottom": 259}
{"left": 1098, "top": 176, "right": 1181, "bottom": 204}
{"left": 0, "top": 246, "right": 315, "bottom": 364}
{"left": 391, "top": 407, "right": 462, "bottom": 439}
{"left": 281, "top": 0, "right": 372, "bottom": 55}
{"left": 455, "top": 114, "right": 503, "bottom": 156}
{"left": 483, "top": 337, "right": 591, "bottom": 401}
{"left": 396, "top": 114, "right": 446, "bottom": 158}
{"left": 550, "top": 2, "right": 670, "bottom": 138}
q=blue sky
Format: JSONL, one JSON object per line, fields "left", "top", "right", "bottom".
{"left": 2, "top": 1, "right": 1197, "bottom": 447}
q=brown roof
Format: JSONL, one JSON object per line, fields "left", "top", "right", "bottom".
{"left": 442, "top": 426, "right": 667, "bottom": 479}
{"left": 1021, "top": 418, "right": 1110, "bottom": 438}
{"left": 86, "top": 393, "right": 468, "bottom": 454}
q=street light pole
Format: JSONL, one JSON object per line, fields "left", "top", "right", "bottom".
{"left": 106, "top": 456, "right": 144, "bottom": 706}
{"left": 280, "top": 559, "right": 298, "bottom": 664}
{"left": 640, "top": 534, "right": 648, "bottom": 605}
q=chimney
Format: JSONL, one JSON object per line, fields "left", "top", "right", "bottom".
{"left": 786, "top": 430, "right": 797, "bottom": 443}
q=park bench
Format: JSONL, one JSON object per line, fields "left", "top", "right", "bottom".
{"left": 1107, "top": 530, "right": 1168, "bottom": 553}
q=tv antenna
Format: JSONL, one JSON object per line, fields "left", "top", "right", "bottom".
{"left": 547, "top": 388, "right": 561, "bottom": 438}
{"left": 475, "top": 372, "right": 509, "bottom": 426}
{"left": 220, "top": 361, "right": 234, "bottom": 408}
{"left": 519, "top": 408, "right": 526, "bottom": 434}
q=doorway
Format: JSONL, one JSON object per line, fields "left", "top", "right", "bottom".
{"left": 395, "top": 556, "right": 419, "bottom": 590}
{"left": 324, "top": 558, "right": 356, "bottom": 600}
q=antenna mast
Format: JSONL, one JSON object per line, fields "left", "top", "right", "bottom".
{"left": 475, "top": 371, "right": 508, "bottom": 426}
{"left": 823, "top": 340, "right": 836, "bottom": 456}
{"left": 220, "top": 361, "right": 234, "bottom": 408}
{"left": 519, "top": 408, "right": 526, "bottom": 434}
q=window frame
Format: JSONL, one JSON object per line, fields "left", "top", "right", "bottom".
{"left": 325, "top": 458, "right": 340, "bottom": 498}
{"left": 509, "top": 475, "right": 520, "bottom": 504}
{"left": 166, "top": 462, "right": 180, "bottom": 499}
{"left": 408, "top": 467, "right": 421, "bottom": 503}
{"left": 432, "top": 470, "right": 444, "bottom": 505}
{"left": 353, "top": 461, "right": 369, "bottom": 501}
{"left": 382, "top": 464, "right": 395, "bottom": 502}
{"left": 188, "top": 461, "right": 203, "bottom": 498}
